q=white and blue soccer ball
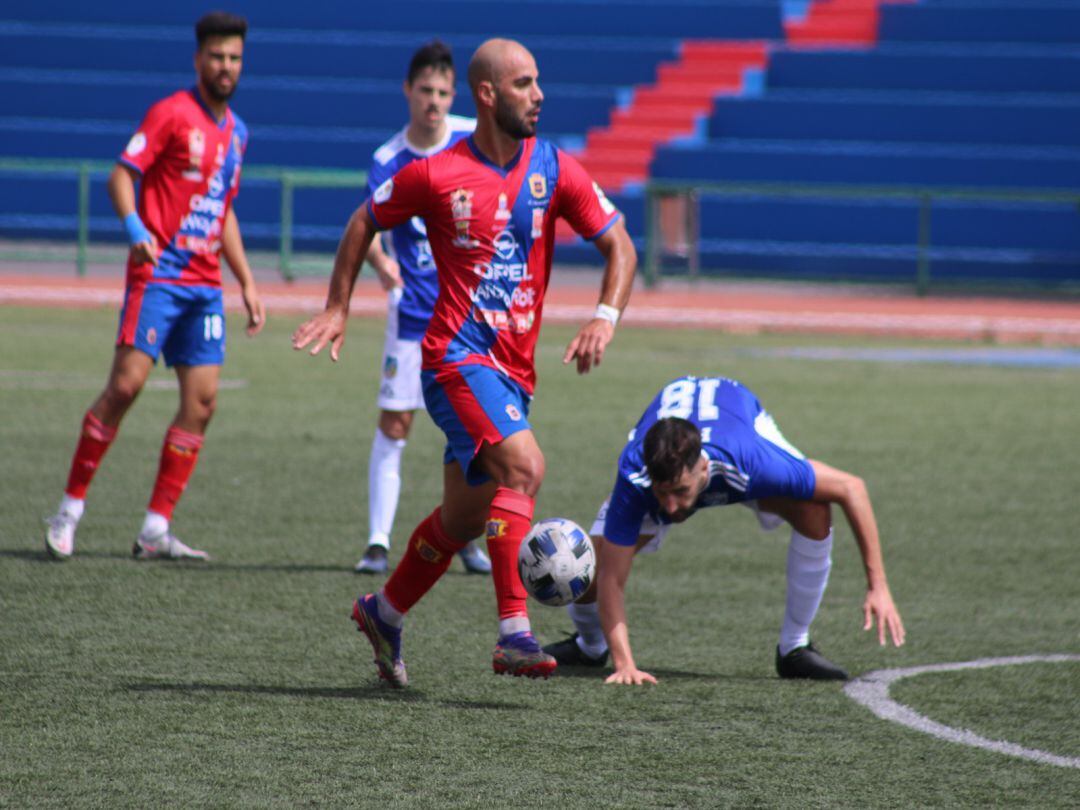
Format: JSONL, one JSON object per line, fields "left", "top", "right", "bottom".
{"left": 517, "top": 518, "right": 596, "bottom": 606}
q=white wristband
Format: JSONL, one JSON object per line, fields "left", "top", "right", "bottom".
{"left": 594, "top": 303, "right": 620, "bottom": 326}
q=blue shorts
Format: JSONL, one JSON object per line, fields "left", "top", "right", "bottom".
{"left": 117, "top": 282, "right": 225, "bottom": 367}
{"left": 422, "top": 362, "right": 532, "bottom": 486}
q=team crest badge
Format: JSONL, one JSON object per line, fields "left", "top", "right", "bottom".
{"left": 146, "top": 328, "right": 157, "bottom": 345}
{"left": 505, "top": 404, "right": 522, "bottom": 421}
{"left": 529, "top": 173, "right": 547, "bottom": 199}
{"left": 486, "top": 518, "right": 509, "bottom": 539}
{"left": 383, "top": 355, "right": 398, "bottom": 379}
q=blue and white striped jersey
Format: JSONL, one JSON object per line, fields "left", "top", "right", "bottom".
{"left": 603, "top": 376, "right": 816, "bottom": 546}
{"left": 366, "top": 114, "right": 475, "bottom": 341}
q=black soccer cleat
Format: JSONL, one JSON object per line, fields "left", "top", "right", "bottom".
{"left": 775, "top": 642, "right": 849, "bottom": 681}
{"left": 542, "top": 633, "right": 609, "bottom": 668}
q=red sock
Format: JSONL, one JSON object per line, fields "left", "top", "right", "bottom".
{"left": 64, "top": 410, "right": 118, "bottom": 499}
{"left": 382, "top": 507, "right": 465, "bottom": 614}
{"left": 486, "top": 488, "right": 534, "bottom": 621}
{"left": 147, "top": 426, "right": 204, "bottom": 520}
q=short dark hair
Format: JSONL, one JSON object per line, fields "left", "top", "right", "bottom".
{"left": 196, "top": 11, "right": 248, "bottom": 46}
{"left": 407, "top": 39, "right": 454, "bottom": 84}
{"left": 643, "top": 418, "right": 702, "bottom": 486}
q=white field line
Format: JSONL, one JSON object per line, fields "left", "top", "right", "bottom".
{"left": 3, "top": 285, "right": 1080, "bottom": 338}
{"left": 844, "top": 654, "right": 1080, "bottom": 769}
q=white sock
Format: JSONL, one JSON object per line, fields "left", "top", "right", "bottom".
{"left": 779, "top": 529, "right": 833, "bottom": 656}
{"left": 59, "top": 494, "right": 85, "bottom": 521}
{"left": 367, "top": 428, "right": 406, "bottom": 549}
{"left": 568, "top": 601, "right": 608, "bottom": 656}
{"left": 140, "top": 511, "right": 169, "bottom": 539}
{"left": 499, "top": 616, "right": 531, "bottom": 637}
{"left": 375, "top": 591, "right": 404, "bottom": 628}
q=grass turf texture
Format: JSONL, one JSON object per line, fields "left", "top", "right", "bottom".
{"left": 2, "top": 305, "right": 1078, "bottom": 808}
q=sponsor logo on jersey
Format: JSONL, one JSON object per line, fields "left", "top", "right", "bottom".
{"left": 495, "top": 192, "right": 511, "bottom": 220}
{"left": 492, "top": 230, "right": 519, "bottom": 260}
{"left": 185, "top": 129, "right": 205, "bottom": 179}
{"left": 374, "top": 178, "right": 394, "bottom": 204}
{"left": 593, "top": 181, "right": 616, "bottom": 215}
{"left": 126, "top": 132, "right": 147, "bottom": 156}
{"left": 531, "top": 208, "right": 544, "bottom": 238}
{"left": 529, "top": 173, "right": 547, "bottom": 199}
{"left": 450, "top": 187, "right": 477, "bottom": 248}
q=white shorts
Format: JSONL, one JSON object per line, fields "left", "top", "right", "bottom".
{"left": 590, "top": 497, "right": 784, "bottom": 556}
{"left": 377, "top": 290, "right": 425, "bottom": 412}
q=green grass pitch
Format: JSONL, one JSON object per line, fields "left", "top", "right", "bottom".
{"left": 1, "top": 305, "right": 1078, "bottom": 807}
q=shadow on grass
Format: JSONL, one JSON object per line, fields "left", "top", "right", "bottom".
{"left": 0, "top": 547, "right": 132, "bottom": 563}
{"left": 123, "top": 680, "right": 522, "bottom": 710}
{"left": 551, "top": 665, "right": 767, "bottom": 683}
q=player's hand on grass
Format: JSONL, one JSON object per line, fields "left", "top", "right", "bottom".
{"left": 563, "top": 319, "right": 615, "bottom": 374}
{"left": 242, "top": 284, "right": 265, "bottom": 337}
{"left": 292, "top": 307, "right": 348, "bottom": 361}
{"left": 864, "top": 584, "right": 905, "bottom": 647}
{"left": 605, "top": 666, "right": 658, "bottom": 686}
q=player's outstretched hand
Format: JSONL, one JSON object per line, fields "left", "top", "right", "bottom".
{"left": 605, "top": 666, "right": 658, "bottom": 686}
{"left": 563, "top": 318, "right": 615, "bottom": 375}
{"left": 242, "top": 284, "right": 266, "bottom": 337}
{"left": 864, "top": 584, "right": 906, "bottom": 647}
{"left": 292, "top": 307, "right": 348, "bottom": 362}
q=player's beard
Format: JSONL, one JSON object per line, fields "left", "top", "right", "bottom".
{"left": 202, "top": 73, "right": 238, "bottom": 103}
{"left": 494, "top": 90, "right": 538, "bottom": 140}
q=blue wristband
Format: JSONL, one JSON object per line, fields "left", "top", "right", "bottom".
{"left": 123, "top": 212, "right": 152, "bottom": 246}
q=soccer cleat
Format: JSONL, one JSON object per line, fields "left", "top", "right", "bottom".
{"left": 457, "top": 541, "right": 492, "bottom": 575}
{"left": 351, "top": 594, "right": 407, "bottom": 688}
{"left": 542, "top": 633, "right": 609, "bottom": 668}
{"left": 492, "top": 631, "right": 558, "bottom": 679}
{"left": 354, "top": 544, "right": 389, "bottom": 574}
{"left": 775, "top": 642, "right": 849, "bottom": 681}
{"left": 132, "top": 531, "right": 210, "bottom": 561}
{"left": 44, "top": 512, "right": 78, "bottom": 559}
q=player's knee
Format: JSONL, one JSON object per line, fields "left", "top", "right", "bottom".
{"left": 102, "top": 378, "right": 142, "bottom": 414}
{"left": 502, "top": 450, "right": 545, "bottom": 495}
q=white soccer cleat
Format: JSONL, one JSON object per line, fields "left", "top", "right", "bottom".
{"left": 132, "top": 531, "right": 210, "bottom": 561}
{"left": 44, "top": 512, "right": 78, "bottom": 559}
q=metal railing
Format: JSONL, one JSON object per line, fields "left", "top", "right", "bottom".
{"left": 0, "top": 157, "right": 366, "bottom": 280}
{"left": 644, "top": 179, "right": 1080, "bottom": 294}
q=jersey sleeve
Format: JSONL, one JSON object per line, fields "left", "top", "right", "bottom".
{"left": 118, "top": 98, "right": 174, "bottom": 175}
{"left": 743, "top": 445, "right": 816, "bottom": 502}
{"left": 366, "top": 152, "right": 392, "bottom": 198}
{"left": 553, "top": 150, "right": 621, "bottom": 241}
{"left": 602, "top": 472, "right": 651, "bottom": 546}
{"left": 366, "top": 158, "right": 432, "bottom": 232}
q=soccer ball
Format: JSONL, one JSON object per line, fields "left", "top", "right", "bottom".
{"left": 517, "top": 518, "right": 596, "bottom": 606}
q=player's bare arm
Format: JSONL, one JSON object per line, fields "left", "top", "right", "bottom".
{"left": 365, "top": 233, "right": 403, "bottom": 291}
{"left": 221, "top": 207, "right": 264, "bottom": 336}
{"left": 597, "top": 536, "right": 658, "bottom": 685}
{"left": 808, "top": 459, "right": 906, "bottom": 647}
{"left": 107, "top": 164, "right": 158, "bottom": 267}
{"left": 563, "top": 217, "right": 637, "bottom": 374}
{"left": 291, "top": 204, "right": 377, "bottom": 361}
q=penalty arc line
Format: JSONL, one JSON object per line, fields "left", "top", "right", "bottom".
{"left": 844, "top": 654, "right": 1080, "bottom": 769}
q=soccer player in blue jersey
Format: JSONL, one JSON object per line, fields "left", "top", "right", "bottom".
{"left": 543, "top": 375, "right": 906, "bottom": 684}
{"left": 354, "top": 40, "right": 491, "bottom": 576}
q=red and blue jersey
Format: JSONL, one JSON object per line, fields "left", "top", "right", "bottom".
{"left": 367, "top": 135, "right": 620, "bottom": 395}
{"left": 367, "top": 115, "right": 475, "bottom": 341}
{"left": 118, "top": 88, "right": 247, "bottom": 288}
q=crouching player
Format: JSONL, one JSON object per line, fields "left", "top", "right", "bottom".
{"left": 543, "top": 375, "right": 905, "bottom": 684}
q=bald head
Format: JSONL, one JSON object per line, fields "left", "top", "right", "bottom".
{"left": 467, "top": 38, "right": 533, "bottom": 93}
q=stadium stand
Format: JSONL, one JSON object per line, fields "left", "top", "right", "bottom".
{"left": 1, "top": 0, "right": 1078, "bottom": 285}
